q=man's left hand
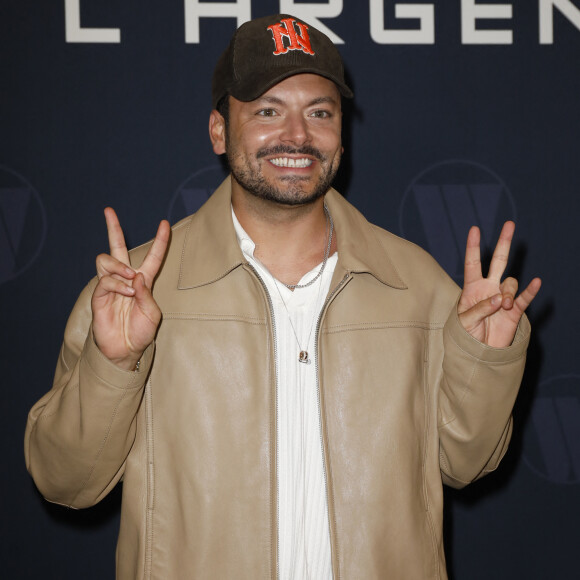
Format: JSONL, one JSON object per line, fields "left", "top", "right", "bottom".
{"left": 457, "top": 221, "right": 541, "bottom": 348}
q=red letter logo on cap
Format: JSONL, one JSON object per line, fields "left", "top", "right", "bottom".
{"left": 267, "top": 18, "right": 315, "bottom": 56}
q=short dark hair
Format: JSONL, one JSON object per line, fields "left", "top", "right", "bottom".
{"left": 216, "top": 96, "right": 229, "bottom": 129}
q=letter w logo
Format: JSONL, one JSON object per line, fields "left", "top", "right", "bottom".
{"left": 267, "top": 18, "right": 315, "bottom": 56}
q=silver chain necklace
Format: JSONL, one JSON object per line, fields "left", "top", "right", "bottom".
{"left": 282, "top": 204, "right": 333, "bottom": 290}
{"left": 273, "top": 272, "right": 324, "bottom": 365}
{"left": 273, "top": 204, "right": 333, "bottom": 363}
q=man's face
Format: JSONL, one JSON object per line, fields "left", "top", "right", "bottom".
{"left": 213, "top": 74, "right": 343, "bottom": 206}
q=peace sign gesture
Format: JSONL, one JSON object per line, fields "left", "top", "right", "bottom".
{"left": 457, "top": 221, "right": 541, "bottom": 348}
{"left": 91, "top": 208, "right": 170, "bottom": 370}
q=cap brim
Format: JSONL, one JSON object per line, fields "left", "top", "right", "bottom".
{"left": 229, "top": 68, "right": 353, "bottom": 104}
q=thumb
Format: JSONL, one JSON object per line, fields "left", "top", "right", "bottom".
{"left": 133, "top": 272, "right": 162, "bottom": 325}
{"left": 458, "top": 294, "right": 502, "bottom": 332}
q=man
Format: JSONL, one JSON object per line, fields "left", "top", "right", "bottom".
{"left": 25, "top": 14, "right": 541, "bottom": 580}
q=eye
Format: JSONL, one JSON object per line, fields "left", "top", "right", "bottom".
{"left": 256, "top": 108, "right": 278, "bottom": 117}
{"left": 310, "top": 109, "right": 331, "bottom": 119}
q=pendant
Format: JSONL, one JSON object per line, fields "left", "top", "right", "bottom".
{"left": 299, "top": 350, "right": 310, "bottom": 364}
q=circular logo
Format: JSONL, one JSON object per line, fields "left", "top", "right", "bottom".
{"left": 167, "top": 165, "right": 228, "bottom": 224}
{"left": 398, "top": 160, "right": 517, "bottom": 282}
{"left": 522, "top": 374, "right": 580, "bottom": 485}
{"left": 0, "top": 165, "right": 47, "bottom": 286}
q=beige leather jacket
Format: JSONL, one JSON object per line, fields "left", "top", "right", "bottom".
{"left": 26, "top": 178, "right": 530, "bottom": 579}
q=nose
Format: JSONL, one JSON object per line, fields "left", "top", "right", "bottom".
{"left": 279, "top": 112, "right": 311, "bottom": 146}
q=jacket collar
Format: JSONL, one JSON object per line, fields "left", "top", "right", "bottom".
{"left": 178, "top": 176, "right": 407, "bottom": 290}
{"left": 324, "top": 188, "right": 407, "bottom": 290}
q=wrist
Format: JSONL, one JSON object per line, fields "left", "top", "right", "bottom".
{"left": 107, "top": 354, "right": 143, "bottom": 372}
{"left": 93, "top": 336, "right": 143, "bottom": 371}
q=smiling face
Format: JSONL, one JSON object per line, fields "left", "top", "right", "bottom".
{"left": 210, "top": 74, "right": 343, "bottom": 207}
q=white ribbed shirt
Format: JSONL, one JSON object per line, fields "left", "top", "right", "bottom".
{"left": 232, "top": 209, "right": 336, "bottom": 580}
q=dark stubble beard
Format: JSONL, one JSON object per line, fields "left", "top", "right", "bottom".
{"left": 226, "top": 140, "right": 341, "bottom": 207}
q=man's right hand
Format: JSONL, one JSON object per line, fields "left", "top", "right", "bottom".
{"left": 91, "top": 208, "right": 170, "bottom": 371}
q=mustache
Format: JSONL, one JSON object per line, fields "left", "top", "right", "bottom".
{"left": 256, "top": 145, "right": 325, "bottom": 162}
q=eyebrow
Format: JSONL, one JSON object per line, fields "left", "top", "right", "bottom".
{"left": 308, "top": 96, "right": 339, "bottom": 107}
{"left": 256, "top": 95, "right": 339, "bottom": 107}
{"left": 308, "top": 96, "right": 338, "bottom": 106}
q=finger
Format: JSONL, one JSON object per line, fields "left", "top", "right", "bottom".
{"left": 513, "top": 277, "right": 542, "bottom": 314}
{"left": 140, "top": 220, "right": 171, "bottom": 284}
{"left": 96, "top": 253, "right": 136, "bottom": 280}
{"left": 488, "top": 221, "right": 515, "bottom": 281}
{"left": 458, "top": 293, "right": 502, "bottom": 332}
{"left": 132, "top": 272, "right": 162, "bottom": 325}
{"left": 463, "top": 226, "right": 483, "bottom": 285}
{"left": 104, "top": 207, "right": 131, "bottom": 264}
{"left": 499, "top": 277, "right": 518, "bottom": 310}
{"left": 93, "top": 275, "right": 136, "bottom": 299}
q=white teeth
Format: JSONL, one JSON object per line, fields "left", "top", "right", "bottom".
{"left": 270, "top": 157, "right": 313, "bottom": 168}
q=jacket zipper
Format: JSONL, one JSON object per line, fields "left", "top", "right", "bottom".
{"left": 246, "top": 264, "right": 280, "bottom": 580}
{"left": 313, "top": 273, "right": 350, "bottom": 580}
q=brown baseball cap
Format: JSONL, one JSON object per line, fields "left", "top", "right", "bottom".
{"left": 212, "top": 14, "right": 353, "bottom": 109}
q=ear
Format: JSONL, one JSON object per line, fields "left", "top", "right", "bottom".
{"left": 209, "top": 110, "right": 226, "bottom": 155}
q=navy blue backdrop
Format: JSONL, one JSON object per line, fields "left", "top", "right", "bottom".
{"left": 2, "top": 1, "right": 579, "bottom": 578}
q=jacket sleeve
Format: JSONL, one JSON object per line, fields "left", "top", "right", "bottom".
{"left": 24, "top": 280, "right": 154, "bottom": 508}
{"left": 437, "top": 303, "right": 530, "bottom": 488}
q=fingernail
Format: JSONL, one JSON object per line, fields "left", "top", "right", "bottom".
{"left": 491, "top": 295, "right": 501, "bottom": 307}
